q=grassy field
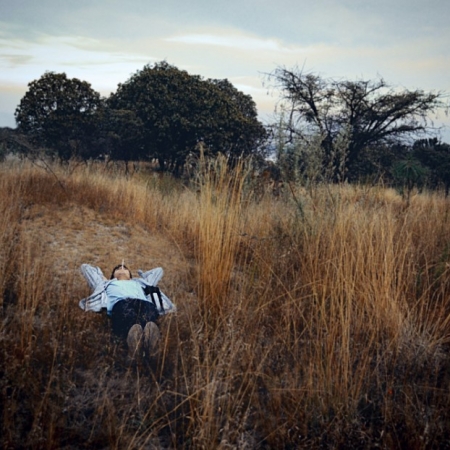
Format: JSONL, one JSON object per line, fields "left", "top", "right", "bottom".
{"left": 1, "top": 157, "right": 450, "bottom": 449}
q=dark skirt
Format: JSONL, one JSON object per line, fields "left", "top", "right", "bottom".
{"left": 111, "top": 298, "right": 159, "bottom": 338}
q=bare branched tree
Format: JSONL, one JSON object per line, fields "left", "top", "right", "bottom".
{"left": 268, "top": 66, "right": 443, "bottom": 181}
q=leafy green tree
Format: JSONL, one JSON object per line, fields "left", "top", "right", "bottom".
{"left": 393, "top": 154, "right": 429, "bottom": 202}
{"left": 0, "top": 128, "right": 9, "bottom": 162}
{"left": 15, "top": 72, "right": 101, "bottom": 160}
{"left": 269, "top": 67, "right": 443, "bottom": 182}
{"left": 0, "top": 127, "right": 17, "bottom": 160}
{"left": 413, "top": 138, "right": 450, "bottom": 194}
{"left": 210, "top": 78, "right": 267, "bottom": 157}
{"left": 94, "top": 105, "right": 144, "bottom": 164}
{"left": 108, "top": 61, "right": 266, "bottom": 173}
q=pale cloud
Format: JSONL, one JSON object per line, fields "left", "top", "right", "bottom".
{"left": 0, "top": 34, "right": 154, "bottom": 93}
{"left": 0, "top": 35, "right": 146, "bottom": 69}
{"left": 0, "top": 53, "right": 33, "bottom": 68}
{"left": 166, "top": 33, "right": 298, "bottom": 54}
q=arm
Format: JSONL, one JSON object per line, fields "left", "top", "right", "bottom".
{"left": 79, "top": 290, "right": 104, "bottom": 312}
{"left": 80, "top": 264, "right": 107, "bottom": 291}
{"left": 137, "top": 267, "right": 164, "bottom": 286}
{"left": 79, "top": 264, "right": 109, "bottom": 312}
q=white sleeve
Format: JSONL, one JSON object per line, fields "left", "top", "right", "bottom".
{"left": 79, "top": 290, "right": 105, "bottom": 312}
{"left": 137, "top": 267, "right": 164, "bottom": 286}
{"left": 80, "top": 264, "right": 106, "bottom": 290}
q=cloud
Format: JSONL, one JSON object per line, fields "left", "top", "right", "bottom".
{"left": 166, "top": 32, "right": 298, "bottom": 54}
{"left": 0, "top": 34, "right": 155, "bottom": 93}
{"left": 0, "top": 53, "right": 33, "bottom": 68}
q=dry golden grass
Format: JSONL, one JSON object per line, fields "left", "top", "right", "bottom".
{"left": 1, "top": 157, "right": 450, "bottom": 449}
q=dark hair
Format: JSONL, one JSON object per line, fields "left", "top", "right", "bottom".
{"left": 110, "top": 264, "right": 132, "bottom": 279}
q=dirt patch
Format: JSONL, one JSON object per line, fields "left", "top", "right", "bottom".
{"left": 19, "top": 203, "right": 194, "bottom": 300}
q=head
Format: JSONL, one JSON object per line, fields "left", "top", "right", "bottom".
{"left": 110, "top": 264, "right": 132, "bottom": 280}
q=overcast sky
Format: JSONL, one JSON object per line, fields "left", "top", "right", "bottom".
{"left": 1, "top": 0, "right": 449, "bottom": 140}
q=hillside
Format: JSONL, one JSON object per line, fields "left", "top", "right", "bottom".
{"left": 2, "top": 158, "right": 450, "bottom": 449}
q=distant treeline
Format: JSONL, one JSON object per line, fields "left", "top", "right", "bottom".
{"left": 1, "top": 61, "right": 449, "bottom": 190}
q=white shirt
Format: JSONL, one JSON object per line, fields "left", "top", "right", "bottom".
{"left": 105, "top": 279, "right": 148, "bottom": 313}
{"left": 79, "top": 264, "right": 177, "bottom": 315}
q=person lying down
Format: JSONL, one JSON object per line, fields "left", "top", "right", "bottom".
{"left": 79, "top": 262, "right": 176, "bottom": 359}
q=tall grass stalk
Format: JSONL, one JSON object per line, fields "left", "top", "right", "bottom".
{"left": 195, "top": 155, "right": 249, "bottom": 319}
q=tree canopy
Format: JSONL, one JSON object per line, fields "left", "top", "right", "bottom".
{"left": 94, "top": 105, "right": 144, "bottom": 163}
{"left": 269, "top": 67, "right": 443, "bottom": 181}
{"left": 15, "top": 72, "right": 101, "bottom": 160}
{"left": 108, "top": 61, "right": 267, "bottom": 172}
{"left": 413, "top": 138, "right": 450, "bottom": 193}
